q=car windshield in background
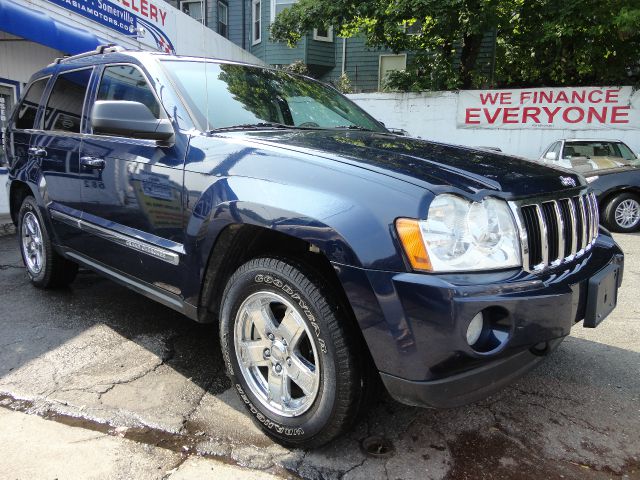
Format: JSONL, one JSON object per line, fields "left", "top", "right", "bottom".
{"left": 561, "top": 141, "right": 639, "bottom": 173}
{"left": 161, "top": 60, "right": 386, "bottom": 133}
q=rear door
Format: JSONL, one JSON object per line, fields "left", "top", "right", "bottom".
{"left": 29, "top": 68, "right": 93, "bottom": 248}
{"left": 4, "top": 77, "right": 49, "bottom": 174}
{"left": 77, "top": 63, "right": 186, "bottom": 294}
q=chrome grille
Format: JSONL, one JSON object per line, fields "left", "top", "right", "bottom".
{"left": 510, "top": 192, "right": 599, "bottom": 272}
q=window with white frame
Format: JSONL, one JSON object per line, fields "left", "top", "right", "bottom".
{"left": 270, "top": 0, "right": 297, "bottom": 22}
{"left": 217, "top": 1, "right": 228, "bottom": 37}
{"left": 252, "top": 0, "right": 262, "bottom": 44}
{"left": 378, "top": 54, "right": 407, "bottom": 90}
{"left": 180, "top": 0, "right": 204, "bottom": 24}
{"left": 313, "top": 26, "right": 333, "bottom": 42}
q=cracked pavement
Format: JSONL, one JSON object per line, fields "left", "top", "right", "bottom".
{"left": 0, "top": 232, "right": 638, "bottom": 479}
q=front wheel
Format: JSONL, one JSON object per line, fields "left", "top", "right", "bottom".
{"left": 219, "top": 257, "right": 365, "bottom": 447}
{"left": 603, "top": 192, "right": 640, "bottom": 233}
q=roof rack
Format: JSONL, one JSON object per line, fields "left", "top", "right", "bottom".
{"left": 49, "top": 44, "right": 126, "bottom": 66}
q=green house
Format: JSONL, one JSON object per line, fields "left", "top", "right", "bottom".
{"left": 164, "top": 0, "right": 409, "bottom": 91}
{"left": 165, "top": 0, "right": 495, "bottom": 92}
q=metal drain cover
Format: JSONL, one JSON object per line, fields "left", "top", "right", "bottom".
{"left": 361, "top": 436, "right": 395, "bottom": 458}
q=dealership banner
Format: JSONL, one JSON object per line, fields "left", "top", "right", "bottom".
{"left": 457, "top": 86, "right": 639, "bottom": 130}
{"left": 45, "top": 0, "right": 175, "bottom": 53}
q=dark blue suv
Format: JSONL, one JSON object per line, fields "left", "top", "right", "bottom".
{"left": 3, "top": 46, "right": 624, "bottom": 447}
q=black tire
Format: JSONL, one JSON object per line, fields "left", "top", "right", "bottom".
{"left": 603, "top": 192, "right": 640, "bottom": 233}
{"left": 17, "top": 196, "right": 78, "bottom": 288}
{"left": 219, "top": 257, "right": 366, "bottom": 448}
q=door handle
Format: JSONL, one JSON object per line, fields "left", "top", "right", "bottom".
{"left": 28, "top": 147, "right": 47, "bottom": 158}
{"left": 80, "top": 156, "right": 106, "bottom": 170}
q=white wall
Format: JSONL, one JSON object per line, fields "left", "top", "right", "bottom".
{"left": 348, "top": 92, "right": 640, "bottom": 160}
{"left": 0, "top": 33, "right": 64, "bottom": 85}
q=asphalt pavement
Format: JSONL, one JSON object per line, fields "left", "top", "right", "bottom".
{"left": 0, "top": 231, "right": 638, "bottom": 479}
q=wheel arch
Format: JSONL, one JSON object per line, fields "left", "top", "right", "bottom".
{"left": 599, "top": 186, "right": 640, "bottom": 214}
{"left": 9, "top": 180, "right": 36, "bottom": 225}
{"left": 197, "top": 222, "right": 355, "bottom": 324}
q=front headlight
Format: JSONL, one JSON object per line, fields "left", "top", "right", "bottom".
{"left": 396, "top": 194, "right": 522, "bottom": 272}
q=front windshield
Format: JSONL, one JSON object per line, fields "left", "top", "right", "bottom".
{"left": 161, "top": 60, "right": 386, "bottom": 132}
{"left": 560, "top": 141, "right": 640, "bottom": 173}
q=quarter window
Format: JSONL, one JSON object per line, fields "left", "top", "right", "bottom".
{"left": 43, "top": 69, "right": 93, "bottom": 133}
{"left": 252, "top": 0, "right": 261, "bottom": 44}
{"left": 97, "top": 65, "right": 161, "bottom": 120}
{"left": 13, "top": 78, "right": 48, "bottom": 130}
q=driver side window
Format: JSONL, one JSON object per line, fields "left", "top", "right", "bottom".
{"left": 97, "top": 65, "right": 161, "bottom": 121}
{"left": 544, "top": 142, "right": 560, "bottom": 162}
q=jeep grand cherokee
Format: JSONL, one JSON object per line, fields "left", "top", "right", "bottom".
{"left": 4, "top": 46, "right": 624, "bottom": 447}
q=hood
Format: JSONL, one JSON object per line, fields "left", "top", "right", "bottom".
{"left": 582, "top": 164, "right": 640, "bottom": 178}
{"left": 228, "top": 130, "right": 584, "bottom": 198}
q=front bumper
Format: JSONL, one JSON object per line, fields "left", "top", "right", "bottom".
{"left": 380, "top": 337, "right": 564, "bottom": 408}
{"left": 335, "top": 232, "right": 624, "bottom": 408}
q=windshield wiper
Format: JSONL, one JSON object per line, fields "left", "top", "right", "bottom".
{"left": 207, "top": 122, "right": 290, "bottom": 132}
{"left": 332, "top": 125, "right": 375, "bottom": 131}
{"left": 208, "top": 122, "right": 309, "bottom": 133}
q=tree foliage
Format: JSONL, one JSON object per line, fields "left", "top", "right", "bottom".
{"left": 335, "top": 72, "right": 354, "bottom": 93}
{"left": 270, "top": 0, "right": 640, "bottom": 91}
{"left": 498, "top": 1, "right": 640, "bottom": 87}
{"left": 285, "top": 60, "right": 310, "bottom": 75}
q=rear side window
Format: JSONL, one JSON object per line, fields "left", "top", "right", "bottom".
{"left": 97, "top": 65, "right": 161, "bottom": 119}
{"left": 43, "top": 68, "right": 93, "bottom": 133}
{"left": 13, "top": 78, "right": 48, "bottom": 130}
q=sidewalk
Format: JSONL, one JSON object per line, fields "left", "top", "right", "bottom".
{"left": 0, "top": 407, "right": 285, "bottom": 480}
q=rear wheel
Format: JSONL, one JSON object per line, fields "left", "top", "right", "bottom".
{"left": 603, "top": 192, "right": 640, "bottom": 233}
{"left": 18, "top": 196, "right": 78, "bottom": 288}
{"left": 219, "top": 257, "right": 366, "bottom": 447}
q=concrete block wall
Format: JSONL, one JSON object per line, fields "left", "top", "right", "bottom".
{"left": 348, "top": 92, "right": 640, "bottom": 160}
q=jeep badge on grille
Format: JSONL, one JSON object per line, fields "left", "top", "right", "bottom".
{"left": 560, "top": 176, "right": 577, "bottom": 187}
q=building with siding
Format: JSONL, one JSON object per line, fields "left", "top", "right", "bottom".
{"left": 164, "top": 0, "right": 497, "bottom": 92}
{"left": 163, "top": 0, "right": 410, "bottom": 91}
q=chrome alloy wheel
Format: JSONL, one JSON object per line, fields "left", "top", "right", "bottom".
{"left": 21, "top": 211, "right": 44, "bottom": 275}
{"left": 615, "top": 199, "right": 640, "bottom": 229}
{"left": 234, "top": 291, "right": 320, "bottom": 417}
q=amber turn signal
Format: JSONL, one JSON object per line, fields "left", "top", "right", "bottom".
{"left": 395, "top": 218, "right": 432, "bottom": 271}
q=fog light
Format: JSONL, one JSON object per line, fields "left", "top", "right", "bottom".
{"left": 466, "top": 312, "right": 484, "bottom": 346}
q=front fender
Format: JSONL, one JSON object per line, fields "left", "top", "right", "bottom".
{"left": 180, "top": 134, "right": 431, "bottom": 307}
{"left": 181, "top": 177, "right": 428, "bottom": 307}
{"left": 187, "top": 175, "right": 385, "bottom": 263}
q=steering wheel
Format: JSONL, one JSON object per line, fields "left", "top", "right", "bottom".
{"left": 299, "top": 122, "right": 320, "bottom": 128}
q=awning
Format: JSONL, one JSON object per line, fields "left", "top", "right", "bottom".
{"left": 0, "top": 0, "right": 111, "bottom": 55}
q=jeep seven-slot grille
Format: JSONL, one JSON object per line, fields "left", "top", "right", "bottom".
{"left": 513, "top": 192, "right": 599, "bottom": 272}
